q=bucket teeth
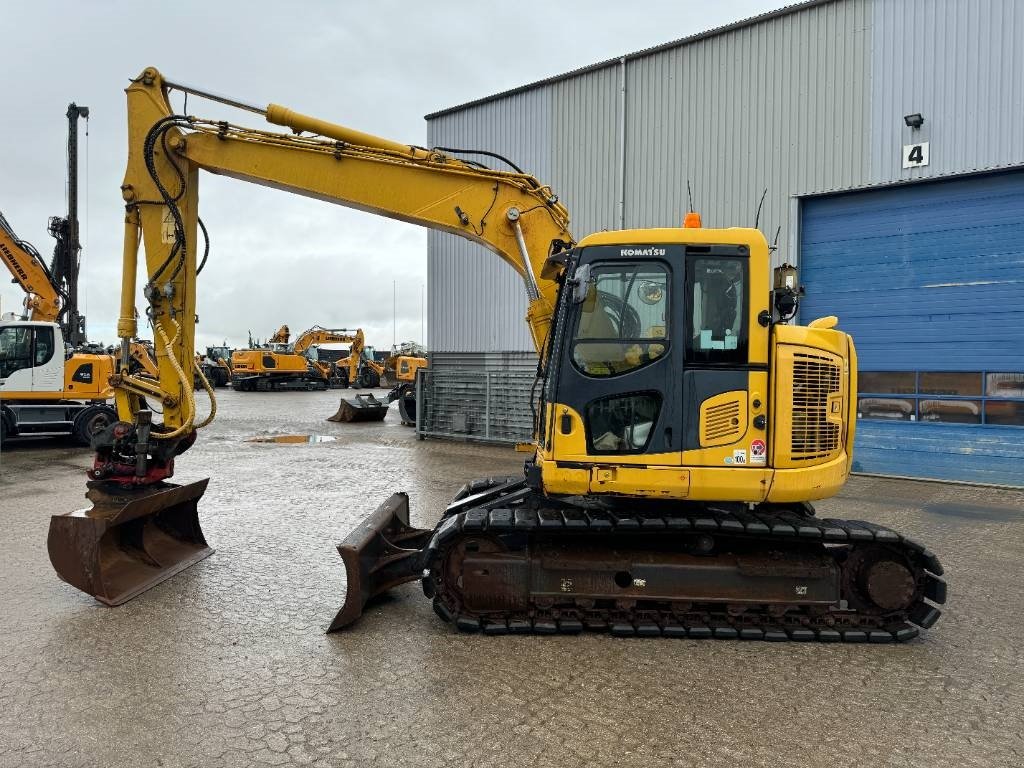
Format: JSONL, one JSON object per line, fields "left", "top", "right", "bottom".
{"left": 328, "top": 493, "right": 432, "bottom": 632}
{"left": 47, "top": 479, "right": 213, "bottom": 606}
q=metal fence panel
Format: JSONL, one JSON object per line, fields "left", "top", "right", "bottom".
{"left": 416, "top": 368, "right": 537, "bottom": 444}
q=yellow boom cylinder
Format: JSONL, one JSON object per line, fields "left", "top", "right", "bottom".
{"left": 266, "top": 104, "right": 430, "bottom": 160}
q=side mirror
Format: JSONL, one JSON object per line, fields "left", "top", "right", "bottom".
{"left": 570, "top": 263, "right": 593, "bottom": 304}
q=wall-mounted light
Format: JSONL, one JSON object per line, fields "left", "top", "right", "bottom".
{"left": 903, "top": 113, "right": 925, "bottom": 129}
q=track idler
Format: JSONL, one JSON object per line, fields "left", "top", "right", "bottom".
{"left": 328, "top": 493, "right": 432, "bottom": 631}
{"left": 47, "top": 479, "right": 213, "bottom": 605}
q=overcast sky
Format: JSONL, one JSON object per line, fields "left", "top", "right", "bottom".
{"left": 2, "top": 0, "right": 782, "bottom": 351}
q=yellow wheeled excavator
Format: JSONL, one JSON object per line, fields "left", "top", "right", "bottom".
{"left": 384, "top": 343, "right": 428, "bottom": 426}
{"left": 46, "top": 68, "right": 945, "bottom": 643}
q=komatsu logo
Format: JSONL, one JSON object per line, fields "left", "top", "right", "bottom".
{"left": 620, "top": 247, "right": 666, "bottom": 257}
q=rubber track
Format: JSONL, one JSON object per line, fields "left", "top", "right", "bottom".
{"left": 423, "top": 480, "right": 947, "bottom": 643}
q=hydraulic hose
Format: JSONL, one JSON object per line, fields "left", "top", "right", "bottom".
{"left": 151, "top": 318, "right": 195, "bottom": 440}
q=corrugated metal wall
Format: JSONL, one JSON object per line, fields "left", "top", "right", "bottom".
{"left": 428, "top": 0, "right": 876, "bottom": 354}
{"left": 868, "top": 0, "right": 1024, "bottom": 185}
{"left": 551, "top": 66, "right": 623, "bottom": 236}
{"left": 426, "top": 89, "right": 552, "bottom": 353}
{"left": 624, "top": 0, "right": 871, "bottom": 265}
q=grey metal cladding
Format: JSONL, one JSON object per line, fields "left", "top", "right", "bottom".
{"left": 427, "top": 88, "right": 553, "bottom": 352}
{"left": 552, "top": 65, "right": 622, "bottom": 236}
{"left": 869, "top": 0, "right": 1024, "bottom": 185}
{"left": 622, "top": 0, "right": 872, "bottom": 268}
{"left": 426, "top": 0, "right": 1024, "bottom": 355}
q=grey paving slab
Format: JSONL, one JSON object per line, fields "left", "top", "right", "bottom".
{"left": 1, "top": 388, "right": 1022, "bottom": 767}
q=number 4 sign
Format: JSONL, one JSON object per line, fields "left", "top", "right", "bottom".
{"left": 902, "top": 142, "right": 930, "bottom": 169}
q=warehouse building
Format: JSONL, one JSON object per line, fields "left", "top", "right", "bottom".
{"left": 420, "top": 0, "right": 1024, "bottom": 487}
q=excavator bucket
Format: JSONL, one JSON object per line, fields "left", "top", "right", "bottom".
{"left": 47, "top": 479, "right": 213, "bottom": 606}
{"left": 327, "top": 393, "right": 389, "bottom": 423}
{"left": 328, "top": 492, "right": 432, "bottom": 631}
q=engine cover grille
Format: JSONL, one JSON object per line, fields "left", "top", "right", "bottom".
{"left": 791, "top": 353, "right": 841, "bottom": 461}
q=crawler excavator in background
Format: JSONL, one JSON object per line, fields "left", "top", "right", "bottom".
{"left": 46, "top": 68, "right": 945, "bottom": 643}
{"left": 231, "top": 324, "right": 360, "bottom": 390}
{"left": 1, "top": 104, "right": 157, "bottom": 444}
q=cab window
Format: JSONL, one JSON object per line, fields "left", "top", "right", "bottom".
{"left": 0, "top": 326, "right": 34, "bottom": 378}
{"left": 587, "top": 392, "right": 662, "bottom": 454}
{"left": 571, "top": 263, "right": 669, "bottom": 377}
{"left": 687, "top": 257, "right": 748, "bottom": 364}
{"left": 34, "top": 326, "right": 55, "bottom": 367}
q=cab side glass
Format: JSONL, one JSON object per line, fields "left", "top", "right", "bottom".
{"left": 0, "top": 326, "right": 33, "bottom": 378}
{"left": 687, "top": 257, "right": 748, "bottom": 364}
{"left": 34, "top": 326, "right": 55, "bottom": 367}
{"left": 571, "top": 263, "right": 670, "bottom": 378}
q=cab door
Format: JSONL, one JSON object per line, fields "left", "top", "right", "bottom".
{"left": 680, "top": 245, "right": 771, "bottom": 472}
{"left": 550, "top": 246, "right": 681, "bottom": 468}
{"left": 30, "top": 325, "right": 63, "bottom": 392}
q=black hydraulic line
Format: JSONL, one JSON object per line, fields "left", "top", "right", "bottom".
{"left": 431, "top": 146, "right": 526, "bottom": 175}
{"left": 196, "top": 217, "right": 210, "bottom": 275}
{"left": 141, "top": 116, "right": 192, "bottom": 285}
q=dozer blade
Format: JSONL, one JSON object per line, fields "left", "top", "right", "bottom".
{"left": 326, "top": 393, "right": 389, "bottom": 423}
{"left": 47, "top": 479, "right": 213, "bottom": 606}
{"left": 328, "top": 492, "right": 432, "bottom": 632}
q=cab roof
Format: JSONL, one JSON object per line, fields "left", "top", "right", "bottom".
{"left": 576, "top": 226, "right": 768, "bottom": 251}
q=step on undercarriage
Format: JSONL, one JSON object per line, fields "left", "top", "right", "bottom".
{"left": 331, "top": 477, "right": 946, "bottom": 642}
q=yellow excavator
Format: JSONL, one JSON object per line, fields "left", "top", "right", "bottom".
{"left": 231, "top": 324, "right": 360, "bottom": 390}
{"left": 46, "top": 68, "right": 945, "bottom": 643}
{"left": 333, "top": 327, "right": 387, "bottom": 389}
{"left": 0, "top": 103, "right": 157, "bottom": 444}
{"left": 384, "top": 343, "right": 428, "bottom": 426}
{"left": 197, "top": 344, "right": 232, "bottom": 388}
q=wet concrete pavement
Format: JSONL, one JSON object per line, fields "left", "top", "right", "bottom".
{"left": 1, "top": 387, "right": 1023, "bottom": 767}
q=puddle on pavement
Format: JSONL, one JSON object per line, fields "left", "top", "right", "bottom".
{"left": 246, "top": 434, "right": 338, "bottom": 444}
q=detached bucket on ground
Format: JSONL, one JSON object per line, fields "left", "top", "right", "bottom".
{"left": 47, "top": 479, "right": 213, "bottom": 605}
{"left": 327, "top": 393, "right": 389, "bottom": 423}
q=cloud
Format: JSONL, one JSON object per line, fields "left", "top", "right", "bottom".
{"left": 2, "top": 0, "right": 781, "bottom": 352}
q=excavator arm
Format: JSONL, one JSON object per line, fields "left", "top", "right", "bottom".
{"left": 112, "top": 67, "right": 569, "bottom": 437}
{"left": 292, "top": 326, "right": 361, "bottom": 356}
{"left": 47, "top": 67, "right": 573, "bottom": 605}
{"left": 0, "top": 209, "right": 62, "bottom": 322}
{"left": 268, "top": 325, "right": 290, "bottom": 345}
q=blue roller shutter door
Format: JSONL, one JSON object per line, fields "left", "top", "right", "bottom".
{"left": 800, "top": 170, "right": 1024, "bottom": 487}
